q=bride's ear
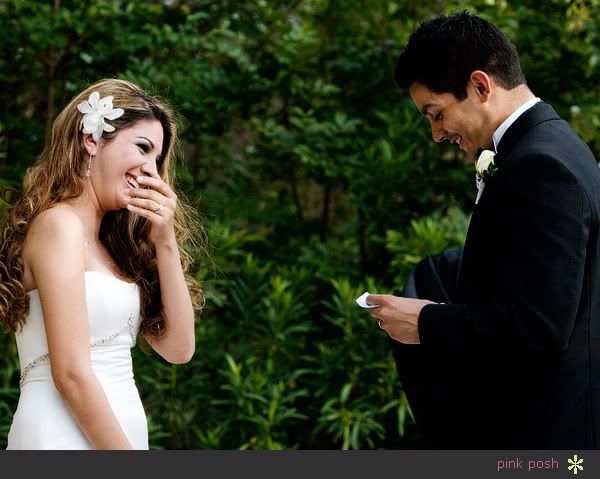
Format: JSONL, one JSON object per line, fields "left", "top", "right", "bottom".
{"left": 82, "top": 133, "right": 99, "bottom": 157}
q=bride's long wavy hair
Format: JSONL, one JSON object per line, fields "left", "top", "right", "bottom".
{"left": 0, "top": 78, "right": 204, "bottom": 335}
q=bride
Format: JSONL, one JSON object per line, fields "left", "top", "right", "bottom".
{"left": 0, "top": 79, "right": 204, "bottom": 449}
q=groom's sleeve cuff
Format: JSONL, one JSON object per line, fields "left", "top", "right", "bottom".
{"left": 418, "top": 303, "right": 468, "bottom": 353}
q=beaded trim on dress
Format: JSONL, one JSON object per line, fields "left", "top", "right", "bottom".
{"left": 19, "top": 313, "right": 136, "bottom": 389}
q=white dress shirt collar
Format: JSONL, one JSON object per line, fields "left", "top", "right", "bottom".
{"left": 492, "top": 97, "right": 541, "bottom": 152}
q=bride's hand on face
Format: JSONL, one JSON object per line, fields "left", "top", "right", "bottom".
{"left": 123, "top": 172, "right": 177, "bottom": 248}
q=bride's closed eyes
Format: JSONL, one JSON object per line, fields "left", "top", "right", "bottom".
{"left": 136, "top": 141, "right": 150, "bottom": 153}
{"left": 134, "top": 136, "right": 155, "bottom": 154}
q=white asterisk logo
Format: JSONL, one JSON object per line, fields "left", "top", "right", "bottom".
{"left": 568, "top": 454, "right": 584, "bottom": 475}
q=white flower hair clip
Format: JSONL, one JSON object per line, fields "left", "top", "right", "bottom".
{"left": 77, "top": 91, "right": 124, "bottom": 140}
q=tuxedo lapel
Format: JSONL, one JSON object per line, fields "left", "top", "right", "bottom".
{"left": 494, "top": 102, "right": 560, "bottom": 167}
{"left": 456, "top": 103, "right": 561, "bottom": 301}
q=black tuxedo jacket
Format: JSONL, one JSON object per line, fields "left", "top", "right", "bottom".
{"left": 416, "top": 102, "right": 600, "bottom": 448}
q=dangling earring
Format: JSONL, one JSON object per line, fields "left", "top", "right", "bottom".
{"left": 86, "top": 154, "right": 93, "bottom": 177}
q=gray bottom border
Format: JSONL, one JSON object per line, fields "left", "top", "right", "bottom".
{"left": 0, "top": 450, "right": 597, "bottom": 479}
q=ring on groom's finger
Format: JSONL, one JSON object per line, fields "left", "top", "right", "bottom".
{"left": 154, "top": 204, "right": 163, "bottom": 214}
{"left": 378, "top": 319, "right": 384, "bottom": 330}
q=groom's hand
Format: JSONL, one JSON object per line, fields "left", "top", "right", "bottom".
{"left": 366, "top": 294, "right": 435, "bottom": 344}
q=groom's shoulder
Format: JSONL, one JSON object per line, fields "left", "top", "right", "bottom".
{"left": 512, "top": 112, "right": 597, "bottom": 171}
{"left": 506, "top": 128, "right": 600, "bottom": 209}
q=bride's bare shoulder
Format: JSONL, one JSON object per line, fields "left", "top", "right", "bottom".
{"left": 23, "top": 205, "right": 85, "bottom": 261}
{"left": 21, "top": 204, "right": 85, "bottom": 291}
{"left": 29, "top": 204, "right": 83, "bottom": 237}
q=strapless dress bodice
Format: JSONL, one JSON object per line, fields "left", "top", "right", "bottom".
{"left": 7, "top": 271, "right": 148, "bottom": 450}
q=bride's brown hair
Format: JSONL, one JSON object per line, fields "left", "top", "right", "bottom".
{"left": 0, "top": 78, "right": 204, "bottom": 335}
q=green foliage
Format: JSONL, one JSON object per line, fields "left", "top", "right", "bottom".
{"left": 123, "top": 242, "right": 410, "bottom": 449}
{"left": 1, "top": 0, "right": 599, "bottom": 449}
{"left": 386, "top": 207, "right": 470, "bottom": 290}
{"left": 211, "top": 354, "right": 309, "bottom": 450}
{"left": 317, "top": 382, "right": 386, "bottom": 450}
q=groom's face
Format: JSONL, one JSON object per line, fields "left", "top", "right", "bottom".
{"left": 409, "top": 81, "right": 492, "bottom": 161}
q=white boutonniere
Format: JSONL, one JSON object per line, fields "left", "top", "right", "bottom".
{"left": 77, "top": 91, "right": 124, "bottom": 140}
{"left": 475, "top": 149, "right": 497, "bottom": 204}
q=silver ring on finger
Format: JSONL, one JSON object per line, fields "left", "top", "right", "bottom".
{"left": 154, "top": 204, "right": 164, "bottom": 214}
{"left": 378, "top": 319, "right": 384, "bottom": 330}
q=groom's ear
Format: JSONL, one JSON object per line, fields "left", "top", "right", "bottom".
{"left": 469, "top": 70, "right": 492, "bottom": 102}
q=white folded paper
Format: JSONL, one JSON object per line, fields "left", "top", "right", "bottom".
{"left": 355, "top": 292, "right": 379, "bottom": 309}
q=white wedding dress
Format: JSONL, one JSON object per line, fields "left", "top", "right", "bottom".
{"left": 7, "top": 271, "right": 149, "bottom": 450}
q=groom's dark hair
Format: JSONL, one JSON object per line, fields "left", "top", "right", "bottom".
{"left": 394, "top": 11, "right": 527, "bottom": 100}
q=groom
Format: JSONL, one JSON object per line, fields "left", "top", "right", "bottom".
{"left": 368, "top": 11, "right": 600, "bottom": 448}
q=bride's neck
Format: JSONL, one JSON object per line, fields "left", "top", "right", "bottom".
{"left": 64, "top": 191, "right": 104, "bottom": 241}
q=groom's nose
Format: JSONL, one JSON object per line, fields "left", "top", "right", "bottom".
{"left": 432, "top": 124, "right": 447, "bottom": 143}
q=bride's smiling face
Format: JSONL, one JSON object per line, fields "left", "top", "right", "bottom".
{"left": 85, "top": 119, "right": 164, "bottom": 211}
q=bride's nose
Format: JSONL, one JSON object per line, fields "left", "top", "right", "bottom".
{"left": 141, "top": 159, "right": 159, "bottom": 178}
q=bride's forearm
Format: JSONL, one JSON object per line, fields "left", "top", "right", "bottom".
{"left": 149, "top": 239, "right": 195, "bottom": 364}
{"left": 53, "top": 369, "right": 133, "bottom": 450}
